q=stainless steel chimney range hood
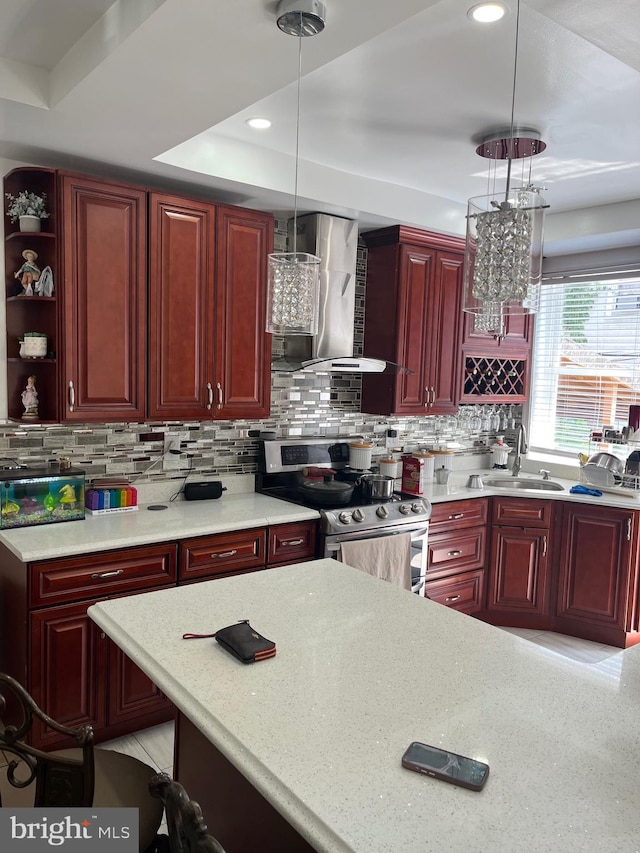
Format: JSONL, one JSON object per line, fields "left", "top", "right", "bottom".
{"left": 270, "top": 213, "right": 408, "bottom": 374}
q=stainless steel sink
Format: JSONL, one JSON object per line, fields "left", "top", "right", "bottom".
{"left": 483, "top": 477, "right": 564, "bottom": 492}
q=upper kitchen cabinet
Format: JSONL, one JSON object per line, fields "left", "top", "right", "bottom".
{"left": 214, "top": 206, "right": 273, "bottom": 419}
{"left": 61, "top": 173, "right": 147, "bottom": 421}
{"left": 360, "top": 226, "right": 464, "bottom": 416}
{"left": 4, "top": 168, "right": 274, "bottom": 423}
{"left": 148, "top": 193, "right": 216, "bottom": 420}
{"left": 460, "top": 297, "right": 533, "bottom": 404}
{"left": 148, "top": 198, "right": 272, "bottom": 420}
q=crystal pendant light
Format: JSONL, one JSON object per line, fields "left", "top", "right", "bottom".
{"left": 463, "top": 0, "right": 548, "bottom": 336}
{"left": 266, "top": 1, "right": 325, "bottom": 335}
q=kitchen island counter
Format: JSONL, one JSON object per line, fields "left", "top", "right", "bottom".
{"left": 89, "top": 559, "right": 640, "bottom": 853}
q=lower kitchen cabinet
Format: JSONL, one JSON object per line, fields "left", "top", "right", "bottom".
{"left": 483, "top": 497, "right": 554, "bottom": 629}
{"left": 555, "top": 503, "right": 639, "bottom": 646}
{"left": 267, "top": 520, "right": 318, "bottom": 567}
{"left": 179, "top": 521, "right": 318, "bottom": 582}
{"left": 425, "top": 569, "right": 484, "bottom": 614}
{"left": 179, "top": 528, "right": 267, "bottom": 583}
{"left": 486, "top": 526, "right": 551, "bottom": 620}
{"left": 30, "top": 593, "right": 172, "bottom": 749}
{"left": 425, "top": 499, "right": 488, "bottom": 613}
{"left": 0, "top": 542, "right": 177, "bottom": 750}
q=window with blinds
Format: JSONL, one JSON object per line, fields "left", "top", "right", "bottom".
{"left": 529, "top": 277, "right": 640, "bottom": 456}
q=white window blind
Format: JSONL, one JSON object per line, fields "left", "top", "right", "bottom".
{"left": 529, "top": 277, "right": 640, "bottom": 456}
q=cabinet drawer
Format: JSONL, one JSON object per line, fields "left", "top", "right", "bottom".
{"left": 492, "top": 497, "right": 551, "bottom": 528}
{"left": 429, "top": 498, "right": 489, "bottom": 533}
{"left": 427, "top": 527, "right": 486, "bottom": 575}
{"left": 180, "top": 528, "right": 266, "bottom": 581}
{"left": 30, "top": 544, "right": 178, "bottom": 608}
{"left": 268, "top": 521, "right": 317, "bottom": 566}
{"left": 425, "top": 569, "right": 485, "bottom": 614}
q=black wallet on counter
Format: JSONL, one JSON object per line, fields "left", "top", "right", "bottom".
{"left": 183, "top": 620, "right": 276, "bottom": 664}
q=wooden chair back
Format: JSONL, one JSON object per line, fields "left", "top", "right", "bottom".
{"left": 149, "top": 773, "right": 226, "bottom": 853}
{"left": 0, "top": 673, "right": 95, "bottom": 807}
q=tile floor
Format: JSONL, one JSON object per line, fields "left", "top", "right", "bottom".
{"left": 98, "top": 627, "right": 625, "bottom": 778}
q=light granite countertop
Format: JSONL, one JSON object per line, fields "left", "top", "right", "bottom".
{"left": 0, "top": 492, "right": 320, "bottom": 563}
{"left": 89, "top": 559, "right": 640, "bottom": 853}
{"left": 1, "top": 468, "right": 639, "bottom": 564}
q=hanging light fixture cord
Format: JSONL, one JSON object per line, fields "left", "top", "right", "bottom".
{"left": 505, "top": 0, "right": 521, "bottom": 202}
{"left": 291, "top": 13, "right": 303, "bottom": 257}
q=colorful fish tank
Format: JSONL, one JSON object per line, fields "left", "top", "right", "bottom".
{"left": 0, "top": 468, "right": 85, "bottom": 529}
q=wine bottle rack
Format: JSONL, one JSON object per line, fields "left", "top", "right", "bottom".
{"left": 462, "top": 356, "right": 527, "bottom": 400}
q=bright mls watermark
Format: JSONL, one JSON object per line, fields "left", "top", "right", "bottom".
{"left": 0, "top": 809, "right": 138, "bottom": 851}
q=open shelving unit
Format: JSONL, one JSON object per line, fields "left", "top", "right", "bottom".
{"left": 4, "top": 167, "right": 59, "bottom": 422}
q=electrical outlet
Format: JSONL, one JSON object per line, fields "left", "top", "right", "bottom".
{"left": 164, "top": 431, "right": 182, "bottom": 454}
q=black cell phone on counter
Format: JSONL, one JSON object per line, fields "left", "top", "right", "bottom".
{"left": 401, "top": 741, "right": 489, "bottom": 791}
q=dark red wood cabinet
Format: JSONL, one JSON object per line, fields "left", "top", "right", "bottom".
{"left": 483, "top": 497, "right": 553, "bottom": 628}
{"left": 61, "top": 173, "right": 147, "bottom": 421}
{"left": 214, "top": 205, "right": 273, "bottom": 419}
{"left": 361, "top": 226, "right": 464, "bottom": 416}
{"left": 4, "top": 168, "right": 273, "bottom": 423}
{"left": 424, "top": 498, "right": 488, "bottom": 614}
{"left": 555, "top": 503, "right": 639, "bottom": 645}
{"left": 148, "top": 192, "right": 216, "bottom": 420}
{"left": 9, "top": 543, "right": 178, "bottom": 749}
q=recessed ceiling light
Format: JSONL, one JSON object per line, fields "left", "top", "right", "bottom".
{"left": 246, "top": 118, "right": 272, "bottom": 129}
{"left": 468, "top": 3, "right": 507, "bottom": 23}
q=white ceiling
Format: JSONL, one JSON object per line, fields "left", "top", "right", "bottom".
{"left": 0, "top": 0, "right": 639, "bottom": 255}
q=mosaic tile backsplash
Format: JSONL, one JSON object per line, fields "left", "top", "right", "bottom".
{"left": 0, "top": 220, "right": 519, "bottom": 485}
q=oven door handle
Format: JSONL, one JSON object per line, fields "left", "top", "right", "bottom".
{"left": 325, "top": 525, "right": 429, "bottom": 552}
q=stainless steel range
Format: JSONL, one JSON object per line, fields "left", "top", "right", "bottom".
{"left": 257, "top": 438, "right": 431, "bottom": 594}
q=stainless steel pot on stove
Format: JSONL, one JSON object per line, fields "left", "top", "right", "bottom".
{"left": 298, "top": 475, "right": 354, "bottom": 506}
{"left": 358, "top": 473, "right": 395, "bottom": 500}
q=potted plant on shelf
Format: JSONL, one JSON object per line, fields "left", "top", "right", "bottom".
{"left": 5, "top": 191, "right": 50, "bottom": 232}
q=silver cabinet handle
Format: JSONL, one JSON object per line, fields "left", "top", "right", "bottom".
{"left": 542, "top": 535, "right": 547, "bottom": 557}
{"left": 68, "top": 380, "right": 75, "bottom": 412}
{"left": 282, "top": 538, "right": 304, "bottom": 547}
{"left": 449, "top": 513, "right": 464, "bottom": 520}
{"left": 445, "top": 594, "right": 461, "bottom": 603}
{"left": 91, "top": 569, "right": 124, "bottom": 579}
{"left": 216, "top": 382, "right": 223, "bottom": 409}
{"left": 627, "top": 518, "right": 632, "bottom": 541}
{"left": 211, "top": 550, "right": 237, "bottom": 559}
{"left": 447, "top": 550, "right": 462, "bottom": 557}
{"left": 206, "top": 382, "right": 213, "bottom": 410}
{"left": 424, "top": 387, "right": 429, "bottom": 407}
{"left": 430, "top": 387, "right": 436, "bottom": 406}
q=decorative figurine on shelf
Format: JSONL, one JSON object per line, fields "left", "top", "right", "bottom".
{"left": 35, "top": 265, "right": 54, "bottom": 297}
{"left": 21, "top": 375, "right": 39, "bottom": 421}
{"left": 14, "top": 249, "right": 40, "bottom": 296}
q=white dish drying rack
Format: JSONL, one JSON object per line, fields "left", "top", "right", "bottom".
{"left": 581, "top": 468, "right": 640, "bottom": 497}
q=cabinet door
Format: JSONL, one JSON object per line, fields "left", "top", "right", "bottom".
{"left": 427, "top": 251, "right": 463, "bottom": 413}
{"left": 148, "top": 193, "right": 216, "bottom": 419}
{"left": 556, "top": 504, "right": 634, "bottom": 630}
{"left": 61, "top": 174, "right": 146, "bottom": 421}
{"left": 462, "top": 311, "right": 532, "bottom": 351}
{"left": 108, "top": 640, "right": 171, "bottom": 727}
{"left": 393, "top": 246, "right": 432, "bottom": 413}
{"left": 214, "top": 206, "right": 273, "bottom": 419}
{"left": 487, "top": 527, "right": 550, "bottom": 615}
{"left": 30, "top": 599, "right": 107, "bottom": 749}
